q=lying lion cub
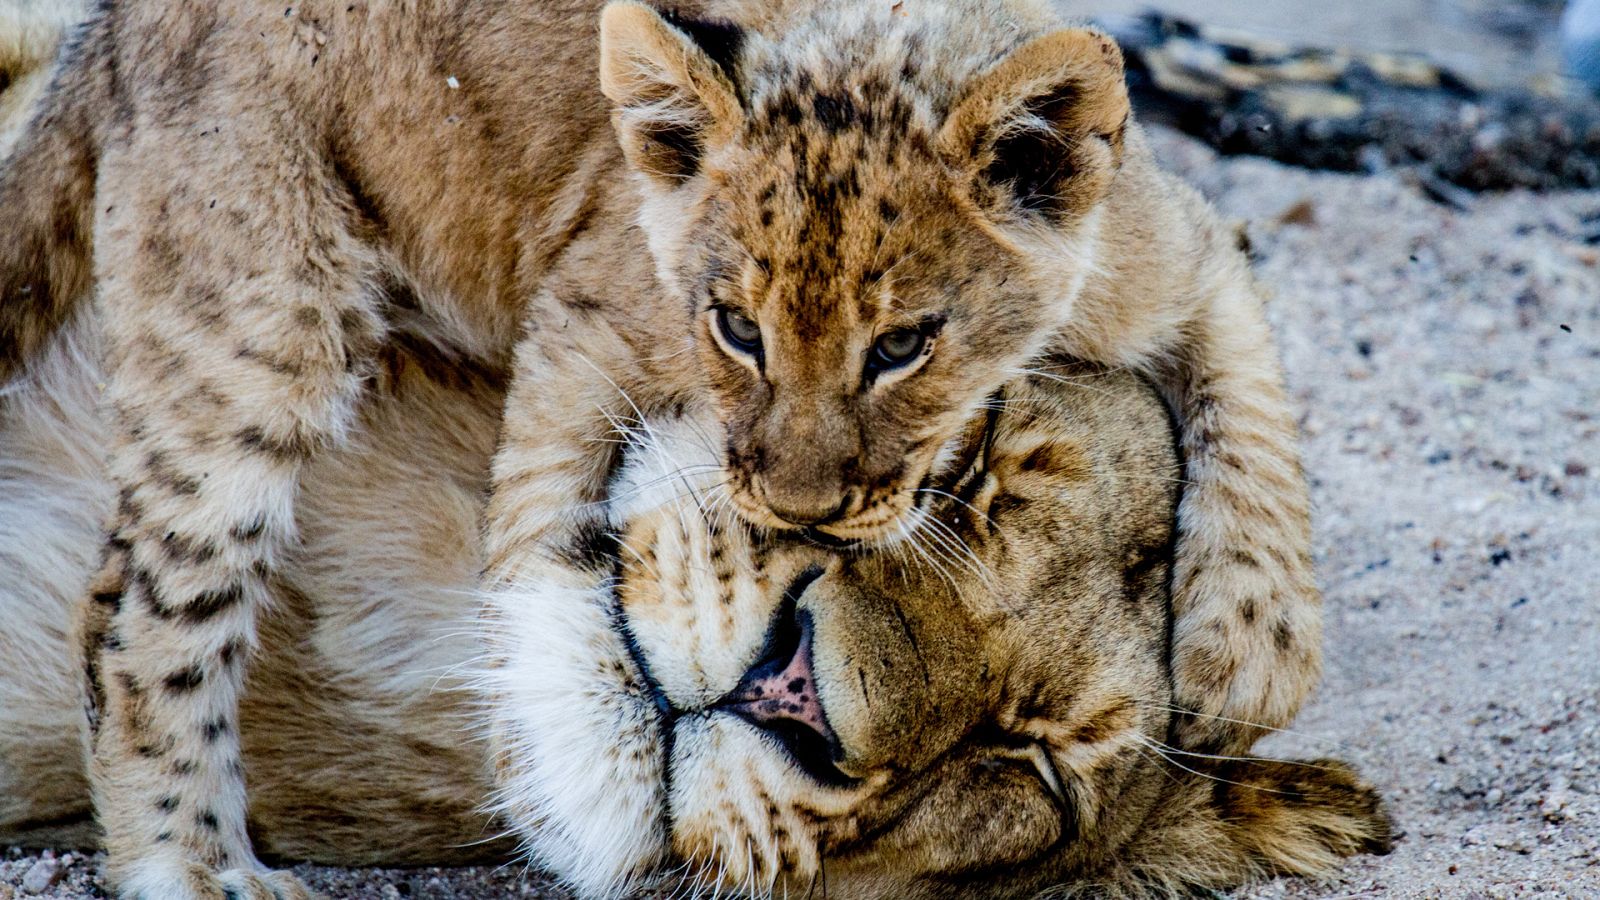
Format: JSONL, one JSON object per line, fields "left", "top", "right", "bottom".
{"left": 2, "top": 312, "right": 1388, "bottom": 897}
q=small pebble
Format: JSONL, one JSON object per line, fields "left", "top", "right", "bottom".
{"left": 1542, "top": 790, "right": 1571, "bottom": 822}
{"left": 19, "top": 858, "right": 61, "bottom": 894}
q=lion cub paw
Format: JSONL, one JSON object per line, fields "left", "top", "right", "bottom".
{"left": 1169, "top": 563, "right": 1322, "bottom": 754}
{"left": 116, "top": 858, "right": 318, "bottom": 900}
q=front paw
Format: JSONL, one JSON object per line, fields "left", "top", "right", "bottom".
{"left": 116, "top": 857, "right": 318, "bottom": 900}
{"left": 1169, "top": 576, "right": 1322, "bottom": 754}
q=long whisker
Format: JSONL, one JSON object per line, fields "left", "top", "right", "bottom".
{"left": 897, "top": 513, "right": 961, "bottom": 598}
{"left": 581, "top": 464, "right": 727, "bottom": 514}
{"left": 1133, "top": 701, "right": 1358, "bottom": 751}
{"left": 1019, "top": 361, "right": 1131, "bottom": 378}
{"left": 913, "top": 487, "right": 1001, "bottom": 532}
{"left": 1004, "top": 366, "right": 1127, "bottom": 402}
{"left": 1132, "top": 735, "right": 1314, "bottom": 796}
{"left": 1138, "top": 735, "right": 1348, "bottom": 772}
{"left": 576, "top": 352, "right": 685, "bottom": 486}
{"left": 917, "top": 512, "right": 995, "bottom": 589}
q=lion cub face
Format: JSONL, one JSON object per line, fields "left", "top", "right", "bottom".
{"left": 599, "top": 0, "right": 1131, "bottom": 541}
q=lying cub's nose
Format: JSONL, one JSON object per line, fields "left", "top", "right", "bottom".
{"left": 714, "top": 572, "right": 853, "bottom": 785}
{"left": 720, "top": 608, "right": 833, "bottom": 744}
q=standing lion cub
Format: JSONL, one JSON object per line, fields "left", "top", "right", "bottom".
{"left": 1, "top": 0, "right": 1321, "bottom": 896}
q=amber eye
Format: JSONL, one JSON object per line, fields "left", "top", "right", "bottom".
{"left": 716, "top": 307, "right": 763, "bottom": 357}
{"left": 867, "top": 328, "right": 927, "bottom": 374}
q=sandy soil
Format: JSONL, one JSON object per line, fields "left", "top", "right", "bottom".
{"left": 4, "top": 121, "right": 1595, "bottom": 900}
{"left": 1155, "top": 127, "right": 1600, "bottom": 899}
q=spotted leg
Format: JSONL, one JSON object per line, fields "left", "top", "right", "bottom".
{"left": 86, "top": 124, "right": 379, "bottom": 899}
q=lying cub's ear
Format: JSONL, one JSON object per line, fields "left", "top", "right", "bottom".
{"left": 599, "top": 2, "right": 745, "bottom": 185}
{"left": 938, "top": 28, "right": 1130, "bottom": 223}
{"left": 1117, "top": 756, "right": 1392, "bottom": 894}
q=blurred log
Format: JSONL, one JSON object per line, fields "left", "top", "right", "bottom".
{"left": 1100, "top": 12, "right": 1600, "bottom": 191}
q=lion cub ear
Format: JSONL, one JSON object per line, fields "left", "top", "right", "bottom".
{"left": 937, "top": 28, "right": 1130, "bottom": 223}
{"left": 599, "top": 2, "right": 745, "bottom": 185}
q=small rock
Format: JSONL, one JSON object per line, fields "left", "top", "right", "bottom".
{"left": 0, "top": 882, "right": 15, "bottom": 900}
{"left": 1492, "top": 835, "right": 1532, "bottom": 854}
{"left": 380, "top": 885, "right": 402, "bottom": 900}
{"left": 20, "top": 858, "right": 62, "bottom": 894}
{"left": 1275, "top": 197, "right": 1318, "bottom": 228}
{"left": 1485, "top": 787, "right": 1505, "bottom": 805}
{"left": 1542, "top": 789, "right": 1572, "bottom": 822}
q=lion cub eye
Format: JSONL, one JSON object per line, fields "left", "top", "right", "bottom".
{"left": 867, "top": 328, "right": 927, "bottom": 374}
{"left": 716, "top": 307, "right": 763, "bottom": 357}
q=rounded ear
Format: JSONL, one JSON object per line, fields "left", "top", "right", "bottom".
{"left": 937, "top": 28, "right": 1130, "bottom": 222}
{"left": 598, "top": 2, "right": 746, "bottom": 185}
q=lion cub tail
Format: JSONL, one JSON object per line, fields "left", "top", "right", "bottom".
{"left": 0, "top": 0, "right": 101, "bottom": 387}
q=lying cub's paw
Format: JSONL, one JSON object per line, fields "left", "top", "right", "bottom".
{"left": 117, "top": 858, "right": 318, "bottom": 900}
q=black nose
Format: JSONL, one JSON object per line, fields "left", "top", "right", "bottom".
{"left": 714, "top": 569, "right": 854, "bottom": 786}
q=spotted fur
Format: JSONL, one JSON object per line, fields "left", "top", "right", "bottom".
{"left": 2, "top": 313, "right": 1388, "bottom": 897}
{"left": 3, "top": 0, "right": 1320, "bottom": 893}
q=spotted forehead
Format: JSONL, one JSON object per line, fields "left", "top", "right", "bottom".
{"left": 716, "top": 94, "right": 954, "bottom": 336}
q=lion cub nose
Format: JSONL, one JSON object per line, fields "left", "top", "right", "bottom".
{"left": 762, "top": 485, "right": 850, "bottom": 528}
{"left": 717, "top": 598, "right": 835, "bottom": 748}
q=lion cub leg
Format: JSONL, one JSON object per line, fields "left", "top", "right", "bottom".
{"left": 1157, "top": 281, "right": 1322, "bottom": 754}
{"left": 86, "top": 133, "right": 380, "bottom": 899}
{"left": 481, "top": 310, "right": 639, "bottom": 586}
{"left": 477, "top": 311, "right": 684, "bottom": 889}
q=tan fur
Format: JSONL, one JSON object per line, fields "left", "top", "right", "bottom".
{"left": 1, "top": 312, "right": 1388, "bottom": 896}
{"left": 0, "top": 0, "right": 85, "bottom": 157}
{"left": 2, "top": 317, "right": 513, "bottom": 865}
{"left": 1, "top": 0, "right": 1321, "bottom": 893}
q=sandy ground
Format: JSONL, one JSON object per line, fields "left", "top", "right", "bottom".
{"left": 1155, "top": 128, "right": 1600, "bottom": 898}
{"left": 3, "top": 122, "right": 1595, "bottom": 900}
